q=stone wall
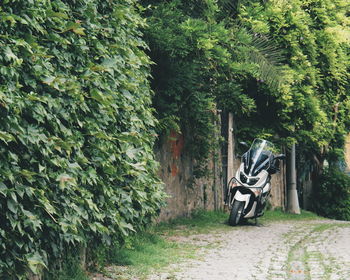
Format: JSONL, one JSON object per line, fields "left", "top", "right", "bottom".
{"left": 155, "top": 129, "right": 287, "bottom": 222}
{"left": 155, "top": 130, "right": 223, "bottom": 221}
{"left": 269, "top": 159, "right": 287, "bottom": 209}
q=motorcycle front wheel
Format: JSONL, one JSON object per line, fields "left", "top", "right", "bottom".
{"left": 228, "top": 200, "right": 245, "bottom": 226}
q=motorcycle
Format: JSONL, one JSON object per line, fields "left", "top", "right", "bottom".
{"left": 225, "top": 139, "right": 285, "bottom": 226}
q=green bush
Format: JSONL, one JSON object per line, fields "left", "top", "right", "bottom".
{"left": 312, "top": 168, "right": 350, "bottom": 221}
{"left": 0, "top": 0, "right": 164, "bottom": 278}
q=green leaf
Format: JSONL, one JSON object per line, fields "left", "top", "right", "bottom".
{"left": 23, "top": 210, "right": 42, "bottom": 231}
{"left": 0, "top": 182, "right": 7, "bottom": 197}
{"left": 7, "top": 199, "right": 17, "bottom": 214}
{"left": 46, "top": 10, "right": 69, "bottom": 19}
{"left": 72, "top": 27, "right": 86, "bottom": 35}
{"left": 0, "top": 131, "right": 15, "bottom": 144}
{"left": 4, "top": 47, "right": 17, "bottom": 61}
{"left": 120, "top": 220, "right": 135, "bottom": 231}
{"left": 42, "top": 76, "right": 55, "bottom": 85}
{"left": 20, "top": 169, "right": 37, "bottom": 179}
{"left": 56, "top": 174, "right": 75, "bottom": 189}
{"left": 26, "top": 252, "right": 47, "bottom": 274}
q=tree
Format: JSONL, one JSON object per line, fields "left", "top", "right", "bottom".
{"left": 142, "top": 0, "right": 350, "bottom": 172}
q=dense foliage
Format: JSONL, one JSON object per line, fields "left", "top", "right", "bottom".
{"left": 0, "top": 0, "right": 164, "bottom": 278}
{"left": 142, "top": 0, "right": 266, "bottom": 164}
{"left": 313, "top": 168, "right": 350, "bottom": 220}
{"left": 142, "top": 0, "right": 350, "bottom": 164}
{"left": 239, "top": 0, "right": 350, "bottom": 160}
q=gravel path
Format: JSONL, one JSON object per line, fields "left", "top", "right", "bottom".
{"left": 149, "top": 219, "right": 350, "bottom": 280}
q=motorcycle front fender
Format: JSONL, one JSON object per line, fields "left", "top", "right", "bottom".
{"left": 233, "top": 190, "right": 251, "bottom": 210}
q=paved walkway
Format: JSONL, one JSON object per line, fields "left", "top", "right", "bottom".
{"left": 149, "top": 219, "right": 350, "bottom": 280}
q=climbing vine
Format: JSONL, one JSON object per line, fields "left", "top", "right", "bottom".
{"left": 0, "top": 0, "right": 164, "bottom": 278}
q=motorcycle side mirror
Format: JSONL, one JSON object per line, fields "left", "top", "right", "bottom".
{"left": 275, "top": 154, "right": 286, "bottom": 160}
{"left": 239, "top": 141, "right": 249, "bottom": 148}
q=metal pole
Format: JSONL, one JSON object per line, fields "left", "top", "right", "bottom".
{"left": 287, "top": 143, "right": 301, "bottom": 214}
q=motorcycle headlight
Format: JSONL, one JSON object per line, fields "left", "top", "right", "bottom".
{"left": 247, "top": 178, "right": 259, "bottom": 185}
{"left": 240, "top": 173, "right": 258, "bottom": 185}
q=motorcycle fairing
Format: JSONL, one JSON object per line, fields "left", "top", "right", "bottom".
{"left": 244, "top": 202, "right": 257, "bottom": 218}
{"left": 230, "top": 186, "right": 256, "bottom": 216}
{"left": 233, "top": 190, "right": 251, "bottom": 210}
{"left": 236, "top": 164, "right": 270, "bottom": 188}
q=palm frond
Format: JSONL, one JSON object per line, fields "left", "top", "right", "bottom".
{"left": 245, "top": 30, "right": 287, "bottom": 89}
{"left": 219, "top": 0, "right": 241, "bottom": 16}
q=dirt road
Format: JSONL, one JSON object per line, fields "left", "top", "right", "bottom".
{"left": 150, "top": 219, "right": 350, "bottom": 280}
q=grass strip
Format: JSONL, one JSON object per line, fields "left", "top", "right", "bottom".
{"left": 261, "top": 208, "right": 321, "bottom": 223}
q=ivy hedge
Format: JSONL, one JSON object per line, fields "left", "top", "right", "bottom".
{"left": 0, "top": 0, "right": 164, "bottom": 278}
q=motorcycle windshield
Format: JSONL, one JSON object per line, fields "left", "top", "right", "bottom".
{"left": 244, "top": 139, "right": 275, "bottom": 176}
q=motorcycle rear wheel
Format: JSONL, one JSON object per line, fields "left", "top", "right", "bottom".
{"left": 228, "top": 200, "right": 245, "bottom": 226}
